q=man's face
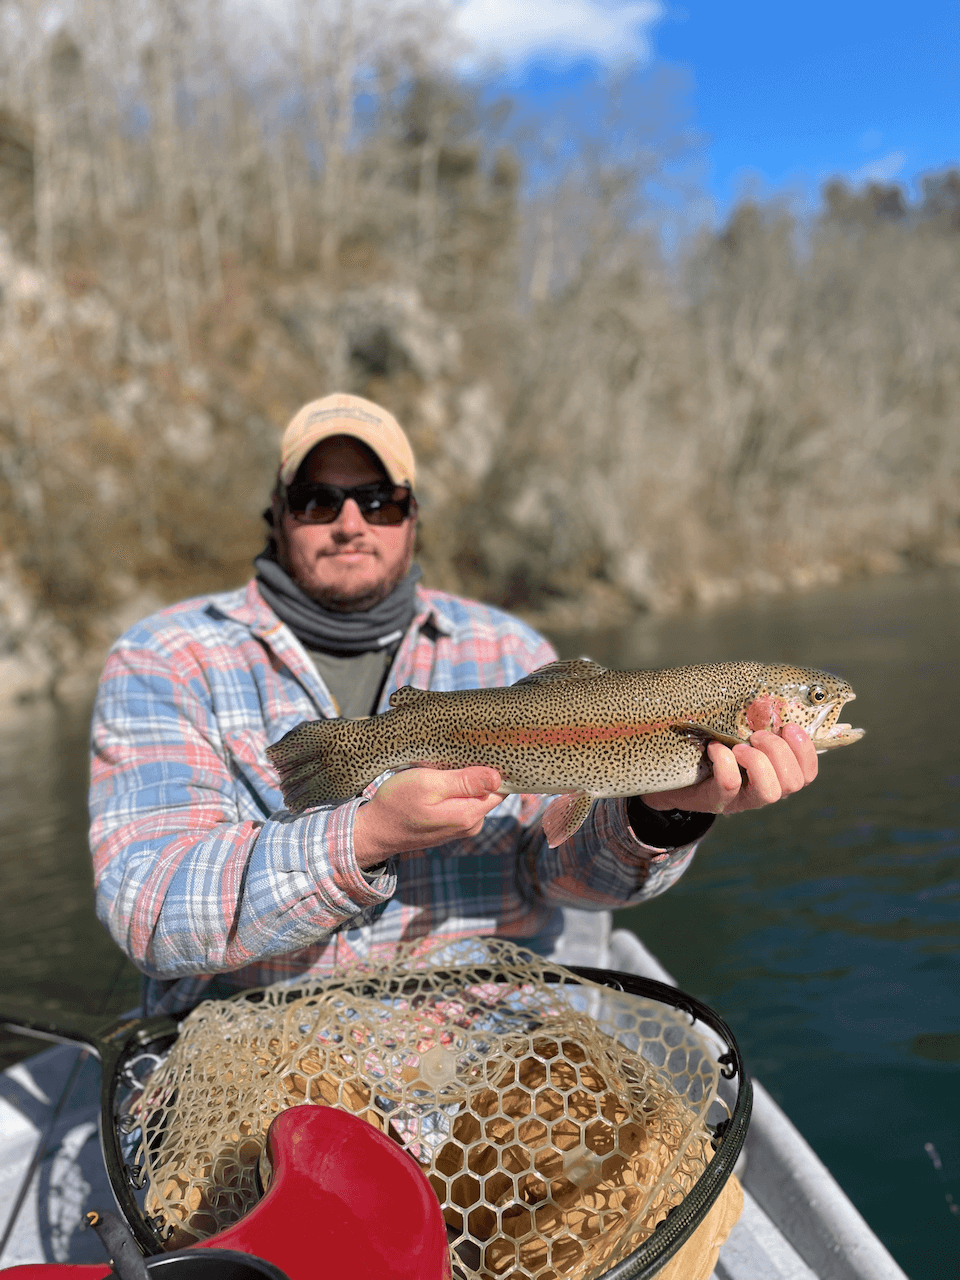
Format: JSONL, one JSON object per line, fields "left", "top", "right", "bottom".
{"left": 275, "top": 435, "right": 417, "bottom": 612}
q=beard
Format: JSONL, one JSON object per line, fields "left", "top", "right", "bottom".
{"left": 272, "top": 516, "right": 416, "bottom": 614}
{"left": 294, "top": 559, "right": 412, "bottom": 613}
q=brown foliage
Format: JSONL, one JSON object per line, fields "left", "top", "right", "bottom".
{"left": 0, "top": 3, "right": 958, "bottom": 683}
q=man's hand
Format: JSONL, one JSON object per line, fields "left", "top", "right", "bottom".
{"left": 353, "top": 766, "right": 505, "bottom": 868}
{"left": 643, "top": 724, "right": 819, "bottom": 817}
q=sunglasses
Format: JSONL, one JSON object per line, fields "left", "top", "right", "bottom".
{"left": 284, "top": 481, "right": 414, "bottom": 526}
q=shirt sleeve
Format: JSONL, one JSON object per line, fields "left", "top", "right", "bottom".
{"left": 514, "top": 793, "right": 709, "bottom": 913}
{"left": 89, "top": 636, "right": 395, "bottom": 980}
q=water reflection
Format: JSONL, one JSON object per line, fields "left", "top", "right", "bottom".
{"left": 0, "top": 700, "right": 141, "bottom": 1066}
{"left": 912, "top": 1033, "right": 960, "bottom": 1062}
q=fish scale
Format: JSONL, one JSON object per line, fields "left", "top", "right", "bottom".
{"left": 266, "top": 658, "right": 864, "bottom": 847}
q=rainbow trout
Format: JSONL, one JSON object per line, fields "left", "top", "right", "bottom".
{"left": 266, "top": 659, "right": 864, "bottom": 847}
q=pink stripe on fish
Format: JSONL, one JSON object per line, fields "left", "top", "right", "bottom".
{"left": 455, "top": 722, "right": 672, "bottom": 748}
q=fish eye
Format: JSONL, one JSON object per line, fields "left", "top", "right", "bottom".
{"left": 808, "top": 685, "right": 827, "bottom": 704}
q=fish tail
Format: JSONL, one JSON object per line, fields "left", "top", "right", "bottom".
{"left": 266, "top": 718, "right": 380, "bottom": 812}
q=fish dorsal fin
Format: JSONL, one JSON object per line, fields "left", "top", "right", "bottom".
{"left": 514, "top": 658, "right": 607, "bottom": 688}
{"left": 389, "top": 685, "right": 431, "bottom": 708}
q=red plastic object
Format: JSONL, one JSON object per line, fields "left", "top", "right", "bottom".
{"left": 2, "top": 1106, "right": 451, "bottom": 1280}
{"left": 199, "top": 1106, "right": 451, "bottom": 1280}
{"left": 0, "top": 1271, "right": 110, "bottom": 1278}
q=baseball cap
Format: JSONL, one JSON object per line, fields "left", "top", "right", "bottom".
{"left": 279, "top": 393, "right": 416, "bottom": 488}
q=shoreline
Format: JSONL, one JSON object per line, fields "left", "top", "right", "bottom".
{"left": 3, "top": 560, "right": 958, "bottom": 716}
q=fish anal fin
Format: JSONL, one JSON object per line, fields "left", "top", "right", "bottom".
{"left": 542, "top": 791, "right": 595, "bottom": 848}
{"left": 389, "top": 685, "right": 431, "bottom": 708}
{"left": 672, "top": 720, "right": 744, "bottom": 749}
{"left": 514, "top": 658, "right": 607, "bottom": 688}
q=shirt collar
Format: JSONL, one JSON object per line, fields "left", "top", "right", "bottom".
{"left": 411, "top": 585, "right": 456, "bottom": 638}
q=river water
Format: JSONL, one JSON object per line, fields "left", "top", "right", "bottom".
{"left": 1, "top": 569, "right": 958, "bottom": 1277}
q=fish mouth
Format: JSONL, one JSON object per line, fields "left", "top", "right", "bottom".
{"left": 808, "top": 691, "right": 865, "bottom": 749}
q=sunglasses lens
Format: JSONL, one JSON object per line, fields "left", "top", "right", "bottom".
{"left": 286, "top": 484, "right": 411, "bottom": 525}
{"left": 304, "top": 501, "right": 341, "bottom": 522}
{"left": 285, "top": 485, "right": 341, "bottom": 523}
{"left": 364, "top": 498, "right": 409, "bottom": 525}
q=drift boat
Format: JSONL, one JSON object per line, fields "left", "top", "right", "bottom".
{"left": 0, "top": 914, "right": 909, "bottom": 1280}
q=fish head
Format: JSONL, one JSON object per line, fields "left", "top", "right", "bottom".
{"left": 734, "top": 665, "right": 865, "bottom": 750}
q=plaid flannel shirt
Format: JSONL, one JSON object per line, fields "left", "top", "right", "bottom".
{"left": 90, "top": 580, "right": 702, "bottom": 1014}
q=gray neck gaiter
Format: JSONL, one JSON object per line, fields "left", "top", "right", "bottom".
{"left": 254, "top": 551, "right": 422, "bottom": 656}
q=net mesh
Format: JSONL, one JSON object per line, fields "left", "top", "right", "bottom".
{"left": 130, "top": 939, "right": 728, "bottom": 1279}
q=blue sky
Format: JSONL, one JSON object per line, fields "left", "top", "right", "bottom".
{"left": 454, "top": 0, "right": 960, "bottom": 218}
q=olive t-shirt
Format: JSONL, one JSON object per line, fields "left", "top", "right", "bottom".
{"left": 305, "top": 647, "right": 396, "bottom": 878}
{"left": 305, "top": 647, "right": 394, "bottom": 719}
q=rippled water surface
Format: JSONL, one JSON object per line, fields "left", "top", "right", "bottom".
{"left": 1, "top": 570, "right": 958, "bottom": 1277}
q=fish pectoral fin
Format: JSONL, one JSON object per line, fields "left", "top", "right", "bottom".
{"left": 389, "top": 685, "right": 431, "bottom": 708}
{"left": 514, "top": 658, "right": 607, "bottom": 687}
{"left": 672, "top": 720, "right": 744, "bottom": 749}
{"left": 542, "top": 792, "right": 595, "bottom": 848}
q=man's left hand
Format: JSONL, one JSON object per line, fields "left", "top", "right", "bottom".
{"left": 642, "top": 724, "right": 818, "bottom": 817}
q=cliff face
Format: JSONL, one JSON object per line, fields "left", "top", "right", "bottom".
{"left": 0, "top": 235, "right": 522, "bottom": 703}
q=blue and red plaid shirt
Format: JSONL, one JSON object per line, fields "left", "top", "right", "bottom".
{"left": 90, "top": 580, "right": 702, "bottom": 1013}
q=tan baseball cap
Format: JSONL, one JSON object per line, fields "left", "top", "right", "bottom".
{"left": 279, "top": 393, "right": 416, "bottom": 488}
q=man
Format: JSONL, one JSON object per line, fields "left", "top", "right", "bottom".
{"left": 90, "top": 392, "right": 818, "bottom": 1015}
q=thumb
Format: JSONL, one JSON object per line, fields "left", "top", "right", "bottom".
{"left": 453, "top": 766, "right": 502, "bottom": 798}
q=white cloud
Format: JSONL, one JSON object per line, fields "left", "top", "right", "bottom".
{"left": 852, "top": 150, "right": 907, "bottom": 184}
{"left": 452, "top": 0, "right": 665, "bottom": 68}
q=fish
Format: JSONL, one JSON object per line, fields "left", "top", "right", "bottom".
{"left": 265, "top": 659, "right": 864, "bottom": 847}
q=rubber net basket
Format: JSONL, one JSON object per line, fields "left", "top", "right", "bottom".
{"left": 130, "top": 939, "right": 736, "bottom": 1279}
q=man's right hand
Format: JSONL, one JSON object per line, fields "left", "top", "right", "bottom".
{"left": 352, "top": 767, "right": 505, "bottom": 868}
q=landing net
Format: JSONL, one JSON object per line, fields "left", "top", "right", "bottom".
{"left": 132, "top": 939, "right": 731, "bottom": 1279}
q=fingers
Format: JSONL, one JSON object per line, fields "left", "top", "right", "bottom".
{"left": 353, "top": 766, "right": 505, "bottom": 866}
{"left": 450, "top": 766, "right": 503, "bottom": 799}
{"left": 608, "top": 726, "right": 820, "bottom": 821}
{"left": 431, "top": 768, "right": 505, "bottom": 830}
{"left": 740, "top": 727, "right": 816, "bottom": 792}
{"left": 780, "top": 723, "right": 819, "bottom": 784}
{"left": 705, "top": 742, "right": 748, "bottom": 808}
{"left": 642, "top": 744, "right": 742, "bottom": 814}
{"left": 406, "top": 765, "right": 502, "bottom": 801}
{"left": 730, "top": 742, "right": 783, "bottom": 809}
{"left": 723, "top": 726, "right": 817, "bottom": 814}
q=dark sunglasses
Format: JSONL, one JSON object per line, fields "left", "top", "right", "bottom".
{"left": 284, "top": 481, "right": 414, "bottom": 526}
